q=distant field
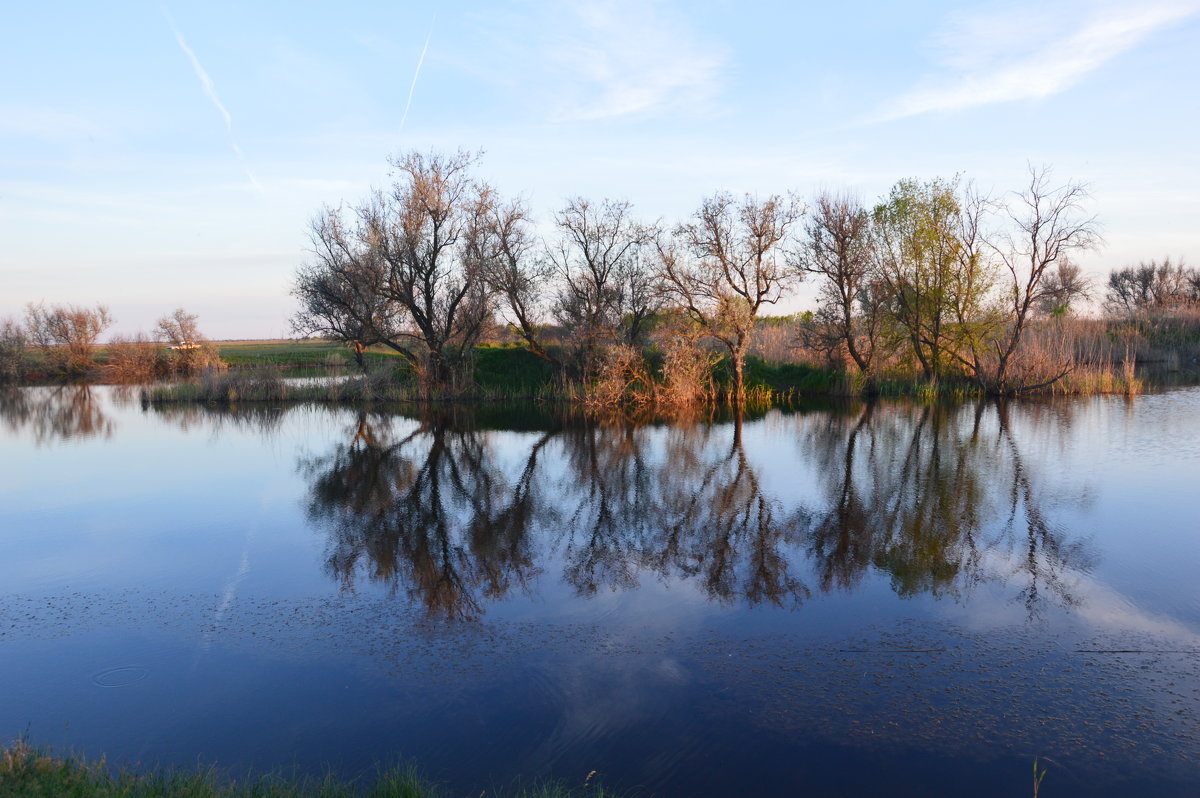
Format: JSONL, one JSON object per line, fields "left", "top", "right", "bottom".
{"left": 215, "top": 339, "right": 404, "bottom": 367}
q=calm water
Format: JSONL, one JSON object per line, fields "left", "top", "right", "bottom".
{"left": 2, "top": 385, "right": 1199, "bottom": 796}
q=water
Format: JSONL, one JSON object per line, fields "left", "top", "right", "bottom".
{"left": 1, "top": 385, "right": 1198, "bottom": 796}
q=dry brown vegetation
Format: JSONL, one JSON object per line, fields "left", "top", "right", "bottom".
{"left": 293, "top": 151, "right": 1163, "bottom": 405}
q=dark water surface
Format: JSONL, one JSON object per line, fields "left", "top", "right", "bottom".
{"left": 2, "top": 386, "right": 1198, "bottom": 796}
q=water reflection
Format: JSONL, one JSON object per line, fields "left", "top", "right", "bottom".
{"left": 0, "top": 386, "right": 114, "bottom": 444}
{"left": 555, "top": 418, "right": 809, "bottom": 607}
{"left": 799, "top": 401, "right": 1095, "bottom": 618}
{"left": 298, "top": 401, "right": 1094, "bottom": 620}
{"left": 149, "top": 401, "right": 289, "bottom": 437}
{"left": 301, "top": 411, "right": 546, "bottom": 620}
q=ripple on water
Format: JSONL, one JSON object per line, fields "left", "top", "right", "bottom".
{"left": 91, "top": 666, "right": 149, "bottom": 688}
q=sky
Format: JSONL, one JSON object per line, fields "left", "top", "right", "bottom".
{"left": 2, "top": 0, "right": 1198, "bottom": 339}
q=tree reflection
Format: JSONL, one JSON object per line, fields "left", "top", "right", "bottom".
{"left": 992, "top": 401, "right": 1095, "bottom": 618}
{"left": 799, "top": 399, "right": 1093, "bottom": 616}
{"left": 146, "top": 402, "right": 289, "bottom": 437}
{"left": 651, "top": 418, "right": 808, "bottom": 607}
{"left": 300, "top": 400, "right": 1092, "bottom": 620}
{"left": 302, "top": 411, "right": 551, "bottom": 620}
{"left": 0, "top": 386, "right": 113, "bottom": 444}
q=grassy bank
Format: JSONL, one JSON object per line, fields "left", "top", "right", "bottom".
{"left": 11, "top": 328, "right": 1162, "bottom": 405}
{"left": 143, "top": 344, "right": 1149, "bottom": 409}
{"left": 0, "top": 740, "right": 619, "bottom": 798}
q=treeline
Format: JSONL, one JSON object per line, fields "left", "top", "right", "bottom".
{"left": 294, "top": 149, "right": 1185, "bottom": 403}
{"left": 0, "top": 304, "right": 221, "bottom": 384}
{"left": 1105, "top": 257, "right": 1200, "bottom": 313}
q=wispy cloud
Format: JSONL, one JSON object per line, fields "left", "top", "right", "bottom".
{"left": 399, "top": 16, "right": 435, "bottom": 131}
{"left": 165, "top": 12, "right": 261, "bottom": 189}
{"left": 550, "top": 1, "right": 726, "bottom": 121}
{"left": 875, "top": 1, "right": 1200, "bottom": 121}
{"left": 477, "top": 0, "right": 727, "bottom": 122}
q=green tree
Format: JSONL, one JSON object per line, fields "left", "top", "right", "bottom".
{"left": 872, "top": 177, "right": 997, "bottom": 385}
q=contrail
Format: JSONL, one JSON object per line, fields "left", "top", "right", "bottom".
{"left": 164, "top": 10, "right": 262, "bottom": 190}
{"left": 399, "top": 17, "right": 436, "bottom": 130}
{"left": 170, "top": 26, "right": 232, "bottom": 130}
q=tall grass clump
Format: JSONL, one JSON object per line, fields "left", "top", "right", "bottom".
{"left": 145, "top": 367, "right": 290, "bottom": 405}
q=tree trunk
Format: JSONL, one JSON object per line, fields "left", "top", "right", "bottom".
{"left": 731, "top": 342, "right": 746, "bottom": 405}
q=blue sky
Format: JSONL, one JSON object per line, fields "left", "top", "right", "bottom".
{"left": 3, "top": 0, "right": 1198, "bottom": 338}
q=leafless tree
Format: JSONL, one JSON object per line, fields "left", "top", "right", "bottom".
{"left": 156, "top": 308, "right": 202, "bottom": 345}
{"left": 472, "top": 196, "right": 560, "bottom": 365}
{"left": 24, "top": 302, "right": 113, "bottom": 374}
{"left": 1034, "top": 258, "right": 1091, "bottom": 317}
{"left": 550, "top": 197, "right": 659, "bottom": 379}
{"left": 1104, "top": 257, "right": 1197, "bottom": 315}
{"left": 985, "top": 167, "right": 1101, "bottom": 394}
{"left": 155, "top": 307, "right": 221, "bottom": 374}
{"left": 660, "top": 191, "right": 802, "bottom": 401}
{"left": 294, "top": 149, "right": 502, "bottom": 390}
{"left": 370, "top": 150, "right": 497, "bottom": 393}
{"left": 292, "top": 206, "right": 405, "bottom": 369}
{"left": 105, "top": 332, "right": 168, "bottom": 382}
{"left": 794, "top": 191, "right": 882, "bottom": 378}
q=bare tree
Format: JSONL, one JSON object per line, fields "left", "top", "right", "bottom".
{"left": 1035, "top": 258, "right": 1091, "bottom": 317}
{"left": 294, "top": 150, "right": 502, "bottom": 390}
{"left": 155, "top": 307, "right": 221, "bottom": 374}
{"left": 370, "top": 150, "right": 497, "bottom": 394}
{"left": 292, "top": 206, "right": 405, "bottom": 370}
{"left": 156, "top": 308, "right": 202, "bottom": 345}
{"left": 985, "top": 167, "right": 1101, "bottom": 394}
{"left": 550, "top": 197, "right": 658, "bottom": 379}
{"left": 660, "top": 191, "right": 802, "bottom": 401}
{"left": 794, "top": 191, "right": 882, "bottom": 379}
{"left": 1104, "top": 257, "right": 1197, "bottom": 315}
{"left": 472, "top": 196, "right": 559, "bottom": 365}
{"left": 24, "top": 302, "right": 113, "bottom": 374}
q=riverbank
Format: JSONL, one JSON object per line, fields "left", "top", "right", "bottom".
{"left": 140, "top": 350, "right": 1149, "bottom": 409}
{"left": 9, "top": 334, "right": 1181, "bottom": 403}
{"left": 0, "top": 740, "right": 618, "bottom": 798}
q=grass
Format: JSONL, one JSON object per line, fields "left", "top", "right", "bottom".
{"left": 214, "top": 340, "right": 408, "bottom": 369}
{"left": 0, "top": 740, "right": 622, "bottom": 798}
{"left": 142, "top": 364, "right": 563, "bottom": 407}
{"left": 473, "top": 344, "right": 559, "bottom": 393}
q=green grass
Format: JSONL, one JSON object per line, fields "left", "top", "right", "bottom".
{"left": 212, "top": 342, "right": 558, "bottom": 393}
{"left": 741, "top": 357, "right": 840, "bottom": 396}
{"left": 0, "top": 741, "right": 623, "bottom": 798}
{"left": 215, "top": 340, "right": 409, "bottom": 369}
{"left": 473, "top": 344, "right": 559, "bottom": 393}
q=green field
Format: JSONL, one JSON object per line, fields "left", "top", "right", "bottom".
{"left": 214, "top": 339, "right": 407, "bottom": 368}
